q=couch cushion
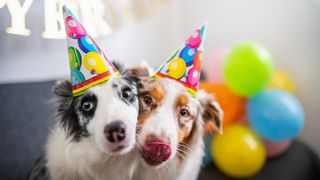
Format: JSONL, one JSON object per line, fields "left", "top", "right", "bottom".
{"left": 0, "top": 81, "right": 55, "bottom": 180}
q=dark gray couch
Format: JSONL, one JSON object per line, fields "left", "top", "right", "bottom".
{"left": 1, "top": 81, "right": 319, "bottom": 180}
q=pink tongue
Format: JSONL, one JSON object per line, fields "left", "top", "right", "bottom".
{"left": 142, "top": 142, "right": 171, "bottom": 166}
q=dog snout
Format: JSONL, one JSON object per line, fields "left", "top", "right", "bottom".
{"left": 145, "top": 134, "right": 170, "bottom": 145}
{"left": 104, "top": 121, "right": 126, "bottom": 143}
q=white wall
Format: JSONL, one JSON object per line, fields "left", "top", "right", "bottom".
{"left": 0, "top": 0, "right": 319, "bottom": 155}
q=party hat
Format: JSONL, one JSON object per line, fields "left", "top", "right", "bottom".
{"left": 62, "top": 5, "right": 120, "bottom": 96}
{"left": 153, "top": 23, "right": 207, "bottom": 96}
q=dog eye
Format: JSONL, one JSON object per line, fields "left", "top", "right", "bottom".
{"left": 144, "top": 95, "right": 153, "bottom": 105}
{"left": 82, "top": 101, "right": 95, "bottom": 112}
{"left": 122, "top": 88, "right": 133, "bottom": 100}
{"left": 180, "top": 108, "right": 189, "bottom": 117}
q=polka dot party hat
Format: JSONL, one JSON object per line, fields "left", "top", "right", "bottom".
{"left": 153, "top": 23, "right": 207, "bottom": 96}
{"left": 62, "top": 5, "right": 120, "bottom": 96}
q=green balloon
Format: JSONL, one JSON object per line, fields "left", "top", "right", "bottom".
{"left": 68, "top": 47, "right": 82, "bottom": 70}
{"left": 224, "top": 42, "right": 274, "bottom": 96}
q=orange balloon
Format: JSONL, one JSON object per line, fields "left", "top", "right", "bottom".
{"left": 199, "top": 82, "right": 246, "bottom": 128}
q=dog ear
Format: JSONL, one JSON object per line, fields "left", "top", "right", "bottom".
{"left": 197, "top": 90, "right": 223, "bottom": 134}
{"left": 111, "top": 60, "right": 125, "bottom": 74}
{"left": 122, "top": 61, "right": 154, "bottom": 77}
{"left": 123, "top": 66, "right": 150, "bottom": 77}
{"left": 52, "top": 80, "right": 82, "bottom": 140}
{"left": 53, "top": 80, "right": 73, "bottom": 97}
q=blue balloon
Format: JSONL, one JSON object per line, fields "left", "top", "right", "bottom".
{"left": 179, "top": 46, "right": 197, "bottom": 66}
{"left": 71, "top": 69, "right": 85, "bottom": 86}
{"left": 78, "top": 36, "right": 99, "bottom": 53}
{"left": 247, "top": 90, "right": 304, "bottom": 141}
{"left": 202, "top": 134, "right": 213, "bottom": 167}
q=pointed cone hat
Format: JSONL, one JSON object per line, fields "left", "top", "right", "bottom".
{"left": 62, "top": 6, "right": 120, "bottom": 96}
{"left": 153, "top": 23, "right": 207, "bottom": 96}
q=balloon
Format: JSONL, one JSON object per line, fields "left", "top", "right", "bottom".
{"left": 247, "top": 90, "right": 304, "bottom": 141}
{"left": 238, "top": 115, "right": 250, "bottom": 126}
{"left": 179, "top": 46, "right": 197, "bottom": 66}
{"left": 193, "top": 50, "right": 203, "bottom": 71}
{"left": 224, "top": 42, "right": 274, "bottom": 96}
{"left": 263, "top": 139, "right": 292, "bottom": 158}
{"left": 68, "top": 47, "right": 81, "bottom": 69}
{"left": 202, "top": 134, "right": 213, "bottom": 167}
{"left": 204, "top": 47, "right": 229, "bottom": 84}
{"left": 212, "top": 124, "right": 266, "bottom": 178}
{"left": 186, "top": 67, "right": 200, "bottom": 86}
{"left": 199, "top": 82, "right": 246, "bottom": 127}
{"left": 167, "top": 58, "right": 187, "bottom": 79}
{"left": 65, "top": 16, "right": 85, "bottom": 39}
{"left": 84, "top": 52, "right": 108, "bottom": 75}
{"left": 71, "top": 69, "right": 85, "bottom": 86}
{"left": 268, "top": 69, "right": 295, "bottom": 93}
{"left": 78, "top": 36, "right": 100, "bottom": 53}
{"left": 186, "top": 29, "right": 202, "bottom": 48}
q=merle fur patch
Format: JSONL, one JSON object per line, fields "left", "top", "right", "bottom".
{"left": 53, "top": 80, "right": 88, "bottom": 141}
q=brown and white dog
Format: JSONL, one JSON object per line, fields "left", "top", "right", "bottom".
{"left": 125, "top": 67, "right": 223, "bottom": 180}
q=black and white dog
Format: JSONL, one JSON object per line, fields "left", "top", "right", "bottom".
{"left": 28, "top": 64, "right": 141, "bottom": 180}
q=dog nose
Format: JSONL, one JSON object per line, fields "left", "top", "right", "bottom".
{"left": 104, "top": 121, "right": 126, "bottom": 143}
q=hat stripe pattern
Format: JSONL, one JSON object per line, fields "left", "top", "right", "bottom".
{"left": 153, "top": 72, "right": 197, "bottom": 96}
{"left": 63, "top": 6, "right": 120, "bottom": 96}
{"left": 153, "top": 23, "right": 207, "bottom": 96}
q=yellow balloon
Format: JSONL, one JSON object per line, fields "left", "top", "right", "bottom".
{"left": 84, "top": 52, "right": 108, "bottom": 75}
{"left": 268, "top": 69, "right": 295, "bottom": 93}
{"left": 167, "top": 58, "right": 186, "bottom": 79}
{"left": 211, "top": 124, "right": 266, "bottom": 178}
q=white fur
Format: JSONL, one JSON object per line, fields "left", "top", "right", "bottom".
{"left": 46, "top": 129, "right": 137, "bottom": 180}
{"left": 88, "top": 81, "right": 137, "bottom": 154}
{"left": 175, "top": 133, "right": 204, "bottom": 180}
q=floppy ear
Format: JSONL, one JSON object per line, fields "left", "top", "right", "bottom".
{"left": 53, "top": 80, "right": 73, "bottom": 98}
{"left": 111, "top": 60, "right": 126, "bottom": 74}
{"left": 197, "top": 90, "right": 223, "bottom": 134}
{"left": 52, "top": 80, "right": 82, "bottom": 140}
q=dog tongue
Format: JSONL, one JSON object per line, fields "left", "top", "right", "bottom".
{"left": 142, "top": 142, "right": 171, "bottom": 166}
